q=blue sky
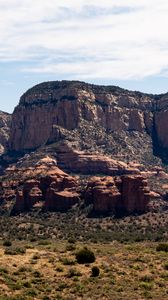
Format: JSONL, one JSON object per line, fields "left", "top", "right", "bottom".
{"left": 0, "top": 0, "right": 168, "bottom": 113}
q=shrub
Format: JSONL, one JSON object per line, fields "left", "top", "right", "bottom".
{"left": 68, "top": 237, "right": 76, "bottom": 244}
{"left": 60, "top": 257, "right": 76, "bottom": 265}
{"left": 4, "top": 247, "right": 26, "bottom": 255}
{"left": 139, "top": 282, "right": 153, "bottom": 290}
{"left": 76, "top": 247, "right": 95, "bottom": 264}
{"left": 26, "top": 288, "right": 38, "bottom": 296}
{"left": 156, "top": 243, "right": 168, "bottom": 252}
{"left": 91, "top": 266, "right": 100, "bottom": 277}
{"left": 56, "top": 266, "right": 64, "bottom": 272}
{"left": 33, "top": 270, "right": 41, "bottom": 278}
{"left": 0, "top": 267, "right": 8, "bottom": 274}
{"left": 32, "top": 253, "right": 40, "bottom": 260}
{"left": 3, "top": 240, "right": 12, "bottom": 247}
{"left": 23, "top": 281, "right": 31, "bottom": 288}
{"left": 66, "top": 243, "right": 76, "bottom": 251}
{"left": 66, "top": 267, "right": 81, "bottom": 278}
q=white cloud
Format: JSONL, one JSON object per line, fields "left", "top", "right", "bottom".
{"left": 0, "top": 0, "right": 168, "bottom": 80}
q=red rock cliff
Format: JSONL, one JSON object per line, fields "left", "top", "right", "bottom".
{"left": 9, "top": 81, "right": 154, "bottom": 151}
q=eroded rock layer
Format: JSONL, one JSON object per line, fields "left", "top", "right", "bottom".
{"left": 0, "top": 154, "right": 150, "bottom": 215}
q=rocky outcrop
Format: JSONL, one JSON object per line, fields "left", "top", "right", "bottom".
{"left": 0, "top": 151, "right": 151, "bottom": 215}
{"left": 0, "top": 111, "right": 11, "bottom": 155}
{"left": 56, "top": 142, "right": 139, "bottom": 175}
{"left": 84, "top": 176, "right": 121, "bottom": 213}
{"left": 11, "top": 158, "right": 80, "bottom": 213}
{"left": 84, "top": 175, "right": 150, "bottom": 214}
{"left": 120, "top": 175, "right": 150, "bottom": 213}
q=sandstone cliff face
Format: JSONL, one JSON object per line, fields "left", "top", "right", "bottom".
{"left": 0, "top": 111, "right": 11, "bottom": 155}
{"left": 9, "top": 81, "right": 154, "bottom": 151}
{"left": 8, "top": 81, "right": 168, "bottom": 162}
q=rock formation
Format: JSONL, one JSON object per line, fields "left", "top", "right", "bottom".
{"left": 8, "top": 81, "right": 168, "bottom": 162}
{"left": 0, "top": 151, "right": 151, "bottom": 215}
{"left": 56, "top": 142, "right": 139, "bottom": 175}
{"left": 10, "top": 157, "right": 80, "bottom": 213}
{"left": 1, "top": 80, "right": 167, "bottom": 216}
{"left": 84, "top": 175, "right": 150, "bottom": 214}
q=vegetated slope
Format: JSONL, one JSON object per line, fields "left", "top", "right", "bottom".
{"left": 0, "top": 239, "right": 168, "bottom": 300}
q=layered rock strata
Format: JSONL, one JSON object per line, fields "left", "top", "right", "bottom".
{"left": 0, "top": 155, "right": 150, "bottom": 215}
{"left": 8, "top": 80, "right": 168, "bottom": 158}
{"left": 56, "top": 142, "right": 139, "bottom": 175}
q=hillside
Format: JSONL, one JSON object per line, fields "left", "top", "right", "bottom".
{"left": 0, "top": 81, "right": 168, "bottom": 238}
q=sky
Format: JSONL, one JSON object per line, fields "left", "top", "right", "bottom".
{"left": 0, "top": 0, "right": 168, "bottom": 113}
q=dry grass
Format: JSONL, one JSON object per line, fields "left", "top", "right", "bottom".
{"left": 0, "top": 240, "right": 168, "bottom": 300}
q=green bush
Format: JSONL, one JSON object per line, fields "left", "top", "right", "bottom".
{"left": 76, "top": 247, "right": 95, "bottom": 264}
{"left": 60, "top": 257, "right": 76, "bottom": 265}
{"left": 4, "top": 247, "right": 26, "bottom": 255}
{"left": 66, "top": 267, "right": 81, "bottom": 278}
{"left": 66, "top": 243, "right": 76, "bottom": 251}
{"left": 68, "top": 237, "right": 76, "bottom": 244}
{"left": 3, "top": 240, "right": 12, "bottom": 247}
{"left": 91, "top": 266, "right": 100, "bottom": 277}
{"left": 156, "top": 243, "right": 168, "bottom": 252}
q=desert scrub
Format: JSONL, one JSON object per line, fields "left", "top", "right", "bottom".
{"left": 66, "top": 267, "right": 81, "bottom": 278}
{"left": 3, "top": 240, "right": 12, "bottom": 247}
{"left": 0, "top": 267, "right": 9, "bottom": 275}
{"left": 60, "top": 257, "right": 76, "bottom": 265}
{"left": 66, "top": 243, "right": 76, "bottom": 251}
{"left": 32, "top": 253, "right": 40, "bottom": 260}
{"left": 56, "top": 265, "right": 64, "bottom": 272}
{"left": 75, "top": 247, "right": 95, "bottom": 264}
{"left": 4, "top": 247, "right": 26, "bottom": 255}
{"left": 91, "top": 266, "right": 100, "bottom": 277}
{"left": 156, "top": 243, "right": 168, "bottom": 252}
{"left": 164, "top": 262, "right": 168, "bottom": 270}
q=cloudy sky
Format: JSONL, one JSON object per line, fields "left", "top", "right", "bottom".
{"left": 0, "top": 0, "right": 168, "bottom": 112}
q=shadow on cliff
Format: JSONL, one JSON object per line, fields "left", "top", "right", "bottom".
{"left": 152, "top": 121, "right": 168, "bottom": 164}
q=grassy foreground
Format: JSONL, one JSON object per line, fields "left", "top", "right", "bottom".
{"left": 0, "top": 240, "right": 167, "bottom": 300}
